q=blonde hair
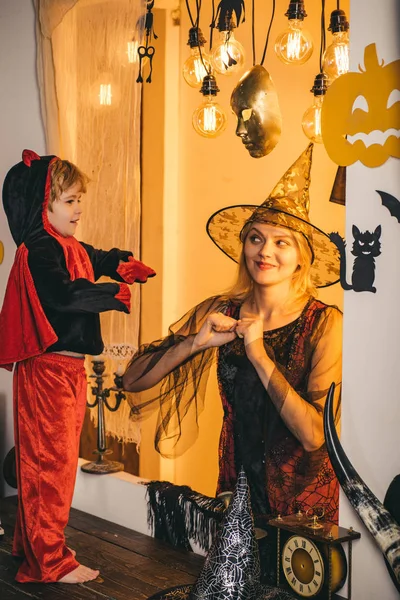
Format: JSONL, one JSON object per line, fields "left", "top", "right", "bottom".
{"left": 49, "top": 159, "right": 89, "bottom": 210}
{"left": 223, "top": 221, "right": 317, "bottom": 305}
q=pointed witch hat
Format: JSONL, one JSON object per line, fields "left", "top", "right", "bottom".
{"left": 206, "top": 143, "right": 340, "bottom": 288}
{"left": 147, "top": 469, "right": 296, "bottom": 600}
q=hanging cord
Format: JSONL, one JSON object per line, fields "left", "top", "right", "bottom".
{"left": 251, "top": 0, "right": 256, "bottom": 66}
{"left": 191, "top": 0, "right": 212, "bottom": 76}
{"left": 198, "top": 39, "right": 212, "bottom": 76}
{"left": 319, "top": 0, "right": 326, "bottom": 72}
{"left": 337, "top": 0, "right": 340, "bottom": 9}
{"left": 185, "top": 0, "right": 202, "bottom": 27}
{"left": 260, "top": 0, "right": 276, "bottom": 66}
{"left": 185, "top": 0, "right": 196, "bottom": 27}
{"left": 209, "top": 0, "right": 216, "bottom": 50}
{"left": 195, "top": 0, "right": 201, "bottom": 26}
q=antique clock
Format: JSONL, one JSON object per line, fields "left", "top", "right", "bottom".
{"left": 268, "top": 512, "right": 361, "bottom": 600}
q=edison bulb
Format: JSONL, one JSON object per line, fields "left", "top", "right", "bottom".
{"left": 99, "top": 83, "right": 112, "bottom": 106}
{"left": 183, "top": 48, "right": 212, "bottom": 88}
{"left": 323, "top": 31, "right": 350, "bottom": 81}
{"left": 274, "top": 19, "right": 313, "bottom": 65}
{"left": 127, "top": 40, "right": 139, "bottom": 63}
{"left": 302, "top": 96, "right": 324, "bottom": 143}
{"left": 192, "top": 97, "right": 227, "bottom": 138}
{"left": 211, "top": 31, "right": 245, "bottom": 76}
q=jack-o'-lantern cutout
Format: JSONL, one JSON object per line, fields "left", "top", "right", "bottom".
{"left": 0, "top": 241, "right": 4, "bottom": 265}
{"left": 322, "top": 43, "right": 400, "bottom": 167}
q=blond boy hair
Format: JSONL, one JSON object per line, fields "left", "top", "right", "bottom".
{"left": 49, "top": 159, "right": 89, "bottom": 210}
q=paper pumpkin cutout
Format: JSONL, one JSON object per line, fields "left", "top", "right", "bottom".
{"left": 0, "top": 241, "right": 4, "bottom": 265}
{"left": 322, "top": 44, "right": 400, "bottom": 167}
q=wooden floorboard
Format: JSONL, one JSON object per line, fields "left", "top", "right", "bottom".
{"left": 67, "top": 507, "right": 204, "bottom": 576}
{"left": 0, "top": 495, "right": 204, "bottom": 600}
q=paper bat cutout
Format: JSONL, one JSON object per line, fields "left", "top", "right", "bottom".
{"left": 376, "top": 190, "right": 400, "bottom": 223}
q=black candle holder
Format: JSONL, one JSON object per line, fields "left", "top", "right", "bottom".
{"left": 81, "top": 359, "right": 126, "bottom": 474}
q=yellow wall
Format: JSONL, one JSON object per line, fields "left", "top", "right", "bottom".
{"left": 139, "top": 0, "right": 347, "bottom": 495}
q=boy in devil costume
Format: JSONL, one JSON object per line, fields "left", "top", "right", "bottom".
{"left": 0, "top": 150, "right": 155, "bottom": 584}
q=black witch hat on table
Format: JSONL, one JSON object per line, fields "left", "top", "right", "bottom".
{"left": 147, "top": 469, "right": 296, "bottom": 600}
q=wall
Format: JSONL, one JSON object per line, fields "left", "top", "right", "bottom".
{"left": 0, "top": 0, "right": 46, "bottom": 496}
{"left": 339, "top": 1, "right": 400, "bottom": 598}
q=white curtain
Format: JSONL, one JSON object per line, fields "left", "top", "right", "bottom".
{"left": 34, "top": 0, "right": 145, "bottom": 443}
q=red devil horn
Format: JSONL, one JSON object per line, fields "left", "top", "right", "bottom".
{"left": 22, "top": 149, "right": 41, "bottom": 167}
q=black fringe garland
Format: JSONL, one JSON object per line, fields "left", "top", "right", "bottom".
{"left": 144, "top": 480, "right": 226, "bottom": 552}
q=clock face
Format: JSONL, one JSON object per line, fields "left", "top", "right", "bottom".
{"left": 282, "top": 535, "right": 324, "bottom": 597}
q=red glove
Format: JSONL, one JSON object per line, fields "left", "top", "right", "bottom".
{"left": 115, "top": 283, "right": 131, "bottom": 313}
{"left": 116, "top": 256, "right": 156, "bottom": 284}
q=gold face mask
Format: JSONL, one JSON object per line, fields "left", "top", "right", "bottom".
{"left": 230, "top": 65, "right": 282, "bottom": 159}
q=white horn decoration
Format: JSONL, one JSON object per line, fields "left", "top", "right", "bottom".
{"left": 324, "top": 383, "right": 400, "bottom": 591}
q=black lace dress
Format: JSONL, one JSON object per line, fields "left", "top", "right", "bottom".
{"left": 216, "top": 299, "right": 341, "bottom": 522}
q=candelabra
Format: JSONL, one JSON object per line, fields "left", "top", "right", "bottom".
{"left": 81, "top": 359, "right": 126, "bottom": 474}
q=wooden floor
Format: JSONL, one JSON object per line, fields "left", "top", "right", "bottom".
{"left": 0, "top": 495, "right": 204, "bottom": 600}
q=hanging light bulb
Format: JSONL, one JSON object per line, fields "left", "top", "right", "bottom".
{"left": 274, "top": 0, "right": 313, "bottom": 65}
{"left": 127, "top": 40, "right": 140, "bottom": 64}
{"left": 301, "top": 73, "right": 328, "bottom": 143}
{"left": 192, "top": 75, "right": 227, "bottom": 138}
{"left": 183, "top": 27, "right": 212, "bottom": 88}
{"left": 211, "top": 17, "right": 245, "bottom": 77}
{"left": 90, "top": 72, "right": 120, "bottom": 109}
{"left": 323, "top": 9, "right": 350, "bottom": 81}
{"left": 99, "top": 83, "right": 113, "bottom": 106}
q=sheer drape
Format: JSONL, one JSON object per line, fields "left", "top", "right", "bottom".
{"left": 34, "top": 0, "right": 145, "bottom": 443}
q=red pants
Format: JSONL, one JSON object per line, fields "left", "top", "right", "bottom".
{"left": 12, "top": 353, "right": 87, "bottom": 583}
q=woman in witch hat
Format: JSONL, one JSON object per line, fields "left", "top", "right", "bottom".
{"left": 123, "top": 143, "right": 342, "bottom": 523}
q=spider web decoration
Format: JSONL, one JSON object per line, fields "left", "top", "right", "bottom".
{"left": 189, "top": 469, "right": 260, "bottom": 599}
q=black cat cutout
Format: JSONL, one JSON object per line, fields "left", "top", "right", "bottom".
{"left": 329, "top": 226, "right": 382, "bottom": 293}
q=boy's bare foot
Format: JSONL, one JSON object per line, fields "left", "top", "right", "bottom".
{"left": 58, "top": 564, "right": 100, "bottom": 584}
{"left": 67, "top": 547, "right": 76, "bottom": 558}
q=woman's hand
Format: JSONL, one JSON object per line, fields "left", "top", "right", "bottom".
{"left": 236, "top": 317, "right": 266, "bottom": 364}
{"left": 192, "top": 312, "right": 238, "bottom": 352}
